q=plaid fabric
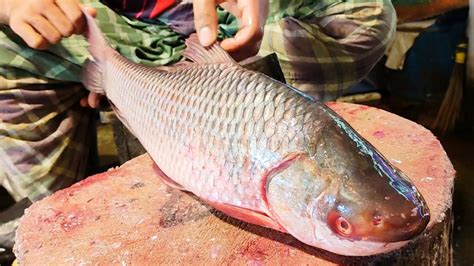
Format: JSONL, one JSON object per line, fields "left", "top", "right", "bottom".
{"left": 260, "top": 0, "right": 396, "bottom": 100}
{"left": 0, "top": 0, "right": 185, "bottom": 83}
{"left": 0, "top": 0, "right": 395, "bottom": 201}
{"left": 0, "top": 83, "right": 93, "bottom": 201}
{"left": 0, "top": 0, "right": 189, "bottom": 201}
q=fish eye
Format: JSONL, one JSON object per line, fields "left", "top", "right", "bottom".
{"left": 335, "top": 216, "right": 352, "bottom": 236}
{"left": 327, "top": 209, "right": 354, "bottom": 238}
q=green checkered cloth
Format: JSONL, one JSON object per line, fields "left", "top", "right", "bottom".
{"left": 0, "top": 0, "right": 186, "bottom": 85}
{"left": 0, "top": 0, "right": 395, "bottom": 201}
{"left": 261, "top": 0, "right": 396, "bottom": 99}
{"left": 0, "top": 0, "right": 192, "bottom": 201}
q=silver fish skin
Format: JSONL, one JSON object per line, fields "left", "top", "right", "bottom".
{"left": 81, "top": 11, "right": 429, "bottom": 256}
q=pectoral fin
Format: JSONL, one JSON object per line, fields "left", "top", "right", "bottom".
{"left": 152, "top": 163, "right": 186, "bottom": 191}
{"left": 205, "top": 200, "right": 286, "bottom": 232}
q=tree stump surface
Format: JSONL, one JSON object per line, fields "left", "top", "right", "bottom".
{"left": 14, "top": 102, "right": 455, "bottom": 265}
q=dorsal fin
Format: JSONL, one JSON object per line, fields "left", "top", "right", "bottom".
{"left": 183, "top": 34, "right": 236, "bottom": 64}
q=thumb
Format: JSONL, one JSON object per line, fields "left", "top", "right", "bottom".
{"left": 88, "top": 92, "right": 102, "bottom": 108}
{"left": 193, "top": 0, "right": 218, "bottom": 46}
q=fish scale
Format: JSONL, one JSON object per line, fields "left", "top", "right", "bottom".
{"left": 82, "top": 11, "right": 430, "bottom": 256}
{"left": 98, "top": 53, "right": 308, "bottom": 210}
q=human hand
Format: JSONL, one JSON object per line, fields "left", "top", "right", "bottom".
{"left": 80, "top": 91, "right": 102, "bottom": 109}
{"left": 193, "top": 0, "right": 269, "bottom": 60}
{"left": 5, "top": 0, "right": 96, "bottom": 50}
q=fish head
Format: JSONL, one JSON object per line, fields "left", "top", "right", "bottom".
{"left": 322, "top": 162, "right": 430, "bottom": 244}
{"left": 265, "top": 108, "right": 429, "bottom": 256}
{"left": 312, "top": 110, "right": 430, "bottom": 245}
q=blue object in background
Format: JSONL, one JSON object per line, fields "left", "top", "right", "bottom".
{"left": 386, "top": 8, "right": 468, "bottom": 103}
{"left": 345, "top": 8, "right": 468, "bottom": 103}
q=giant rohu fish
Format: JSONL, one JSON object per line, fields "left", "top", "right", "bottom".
{"left": 81, "top": 11, "right": 429, "bottom": 256}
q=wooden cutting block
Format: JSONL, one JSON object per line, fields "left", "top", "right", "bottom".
{"left": 14, "top": 102, "right": 455, "bottom": 265}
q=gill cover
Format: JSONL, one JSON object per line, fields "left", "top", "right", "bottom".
{"left": 264, "top": 153, "right": 329, "bottom": 245}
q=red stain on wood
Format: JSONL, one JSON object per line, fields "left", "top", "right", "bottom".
{"left": 372, "top": 130, "right": 385, "bottom": 139}
{"left": 60, "top": 212, "right": 83, "bottom": 232}
{"left": 347, "top": 105, "right": 370, "bottom": 115}
{"left": 72, "top": 171, "right": 110, "bottom": 188}
{"left": 14, "top": 102, "right": 455, "bottom": 265}
{"left": 37, "top": 208, "right": 63, "bottom": 224}
{"left": 239, "top": 239, "right": 270, "bottom": 261}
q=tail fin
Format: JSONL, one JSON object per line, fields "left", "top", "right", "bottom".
{"left": 81, "top": 8, "right": 108, "bottom": 94}
{"left": 82, "top": 9, "right": 109, "bottom": 62}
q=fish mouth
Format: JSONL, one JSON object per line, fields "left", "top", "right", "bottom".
{"left": 382, "top": 207, "right": 430, "bottom": 242}
{"left": 366, "top": 155, "right": 431, "bottom": 242}
{"left": 364, "top": 205, "right": 430, "bottom": 243}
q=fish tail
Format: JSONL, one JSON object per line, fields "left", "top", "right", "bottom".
{"left": 81, "top": 8, "right": 109, "bottom": 94}
{"left": 82, "top": 9, "right": 108, "bottom": 62}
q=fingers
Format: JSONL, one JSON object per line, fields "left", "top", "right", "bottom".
{"left": 42, "top": 4, "right": 74, "bottom": 37}
{"left": 9, "top": 21, "right": 49, "bottom": 50}
{"left": 193, "top": 0, "right": 219, "bottom": 46}
{"left": 88, "top": 92, "right": 101, "bottom": 109}
{"left": 218, "top": 0, "right": 268, "bottom": 60}
{"left": 220, "top": 0, "right": 264, "bottom": 53}
{"left": 26, "top": 15, "right": 62, "bottom": 44}
{"left": 8, "top": 0, "right": 93, "bottom": 50}
{"left": 80, "top": 97, "right": 89, "bottom": 108}
{"left": 80, "top": 93, "right": 102, "bottom": 108}
{"left": 58, "top": 0, "right": 88, "bottom": 34}
{"left": 220, "top": 27, "right": 261, "bottom": 56}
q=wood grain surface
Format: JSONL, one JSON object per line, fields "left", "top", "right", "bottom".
{"left": 14, "top": 102, "right": 455, "bottom": 265}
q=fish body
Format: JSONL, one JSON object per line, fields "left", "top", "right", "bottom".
{"left": 81, "top": 12, "right": 429, "bottom": 256}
